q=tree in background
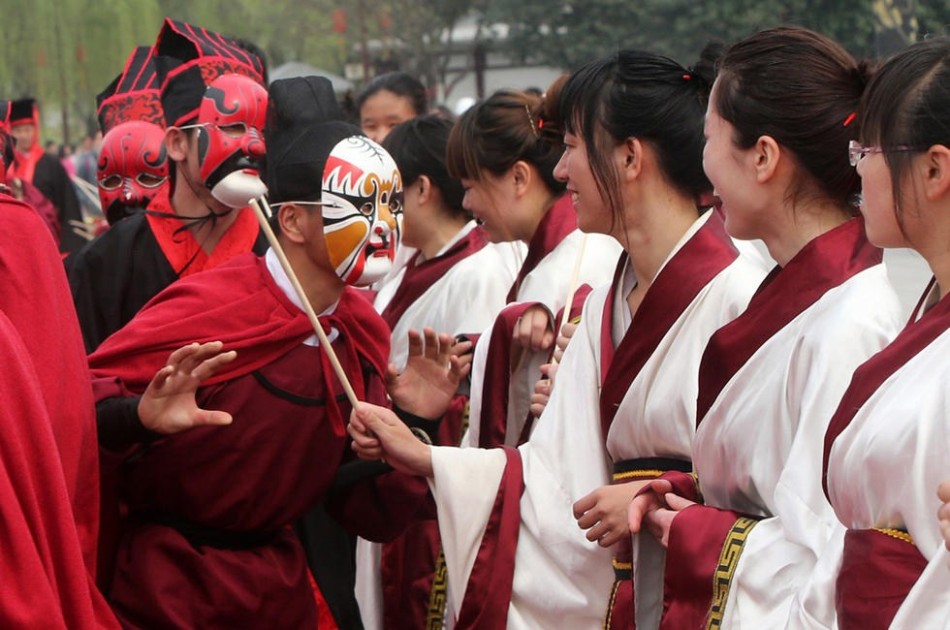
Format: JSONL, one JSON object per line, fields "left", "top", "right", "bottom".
{"left": 2, "top": 0, "right": 950, "bottom": 145}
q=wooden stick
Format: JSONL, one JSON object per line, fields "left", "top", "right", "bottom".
{"left": 551, "top": 233, "right": 587, "bottom": 367}
{"left": 249, "top": 197, "right": 360, "bottom": 408}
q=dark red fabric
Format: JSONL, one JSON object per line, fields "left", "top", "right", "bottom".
{"left": 506, "top": 194, "right": 577, "bottom": 303}
{"left": 145, "top": 192, "right": 261, "bottom": 277}
{"left": 822, "top": 278, "right": 950, "bottom": 496}
{"left": 379, "top": 395, "right": 468, "bottom": 628}
{"left": 90, "top": 259, "right": 408, "bottom": 626}
{"left": 456, "top": 447, "right": 525, "bottom": 629}
{"left": 89, "top": 252, "right": 389, "bottom": 395}
{"left": 380, "top": 227, "right": 490, "bottom": 329}
{"left": 600, "top": 213, "right": 738, "bottom": 437}
{"left": 696, "top": 218, "right": 881, "bottom": 424}
{"left": 659, "top": 504, "right": 747, "bottom": 630}
{"left": 609, "top": 580, "right": 636, "bottom": 630}
{"left": 477, "top": 301, "right": 541, "bottom": 447}
{"left": 0, "top": 314, "right": 118, "bottom": 629}
{"left": 836, "top": 529, "right": 927, "bottom": 630}
{"left": 0, "top": 196, "right": 104, "bottom": 582}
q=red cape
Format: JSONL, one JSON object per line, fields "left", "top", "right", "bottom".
{"left": 89, "top": 252, "right": 390, "bottom": 401}
{"left": 0, "top": 195, "right": 117, "bottom": 627}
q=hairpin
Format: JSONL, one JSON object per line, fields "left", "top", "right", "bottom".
{"left": 525, "top": 104, "right": 540, "bottom": 140}
{"left": 843, "top": 112, "right": 857, "bottom": 127}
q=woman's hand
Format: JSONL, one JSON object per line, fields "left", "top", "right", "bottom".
{"left": 574, "top": 480, "right": 651, "bottom": 547}
{"left": 387, "top": 328, "right": 471, "bottom": 419}
{"left": 553, "top": 321, "right": 577, "bottom": 364}
{"left": 137, "top": 341, "right": 237, "bottom": 434}
{"left": 937, "top": 481, "right": 950, "bottom": 563}
{"left": 529, "top": 363, "right": 558, "bottom": 418}
{"left": 347, "top": 402, "right": 434, "bottom": 477}
{"left": 643, "top": 493, "right": 696, "bottom": 548}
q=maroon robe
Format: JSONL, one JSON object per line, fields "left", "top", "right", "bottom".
{"left": 88, "top": 253, "right": 425, "bottom": 628}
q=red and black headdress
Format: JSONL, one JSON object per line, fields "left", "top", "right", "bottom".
{"left": 96, "top": 46, "right": 164, "bottom": 134}
{"left": 152, "top": 18, "right": 266, "bottom": 128}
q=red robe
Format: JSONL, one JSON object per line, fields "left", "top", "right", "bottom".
{"left": 0, "top": 195, "right": 117, "bottom": 627}
{"left": 89, "top": 253, "right": 425, "bottom": 628}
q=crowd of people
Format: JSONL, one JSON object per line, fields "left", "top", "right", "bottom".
{"left": 2, "top": 14, "right": 949, "bottom": 630}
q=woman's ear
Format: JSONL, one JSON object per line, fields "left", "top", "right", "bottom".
{"left": 620, "top": 137, "right": 643, "bottom": 181}
{"left": 511, "top": 160, "right": 533, "bottom": 197}
{"left": 922, "top": 145, "right": 950, "bottom": 203}
{"left": 753, "top": 135, "right": 782, "bottom": 184}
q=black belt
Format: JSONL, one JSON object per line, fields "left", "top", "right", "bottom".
{"left": 134, "top": 511, "right": 282, "bottom": 550}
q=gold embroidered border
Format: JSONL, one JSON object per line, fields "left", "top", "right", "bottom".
{"left": 426, "top": 549, "right": 449, "bottom": 629}
{"left": 612, "top": 469, "right": 664, "bottom": 482}
{"left": 569, "top": 314, "right": 583, "bottom": 325}
{"left": 873, "top": 527, "right": 914, "bottom": 545}
{"left": 458, "top": 400, "right": 471, "bottom": 446}
{"left": 602, "top": 577, "right": 622, "bottom": 630}
{"left": 706, "top": 516, "right": 758, "bottom": 629}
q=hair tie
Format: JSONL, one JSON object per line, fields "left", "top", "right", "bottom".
{"left": 682, "top": 73, "right": 692, "bottom": 81}
{"left": 842, "top": 112, "right": 856, "bottom": 127}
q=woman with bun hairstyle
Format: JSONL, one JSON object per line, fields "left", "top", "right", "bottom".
{"left": 821, "top": 37, "right": 950, "bottom": 628}
{"left": 356, "top": 115, "right": 521, "bottom": 629}
{"left": 448, "top": 85, "right": 620, "bottom": 453}
{"left": 629, "top": 27, "right": 904, "bottom": 629}
{"left": 346, "top": 49, "right": 765, "bottom": 628}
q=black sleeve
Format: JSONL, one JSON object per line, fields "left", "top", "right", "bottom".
{"left": 96, "top": 395, "right": 163, "bottom": 451}
{"left": 33, "top": 155, "right": 85, "bottom": 254}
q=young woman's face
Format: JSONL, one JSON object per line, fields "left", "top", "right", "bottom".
{"left": 854, "top": 148, "right": 907, "bottom": 248}
{"left": 553, "top": 130, "right": 612, "bottom": 235}
{"left": 360, "top": 90, "right": 417, "bottom": 144}
{"left": 702, "top": 83, "right": 765, "bottom": 240}
{"left": 461, "top": 170, "right": 516, "bottom": 242}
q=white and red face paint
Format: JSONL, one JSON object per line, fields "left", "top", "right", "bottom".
{"left": 97, "top": 121, "right": 169, "bottom": 224}
{"left": 321, "top": 136, "right": 401, "bottom": 286}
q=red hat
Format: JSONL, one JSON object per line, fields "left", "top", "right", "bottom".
{"left": 96, "top": 46, "right": 164, "bottom": 134}
{"left": 152, "top": 18, "right": 265, "bottom": 127}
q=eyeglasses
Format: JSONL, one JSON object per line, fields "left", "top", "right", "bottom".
{"left": 178, "top": 122, "right": 253, "bottom": 138}
{"left": 848, "top": 140, "right": 922, "bottom": 167}
{"left": 269, "top": 200, "right": 343, "bottom": 210}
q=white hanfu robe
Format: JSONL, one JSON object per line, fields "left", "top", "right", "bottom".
{"left": 825, "top": 281, "right": 950, "bottom": 629}
{"left": 357, "top": 222, "right": 521, "bottom": 630}
{"left": 429, "top": 211, "right": 764, "bottom": 628}
{"left": 465, "top": 195, "right": 620, "bottom": 449}
{"left": 660, "top": 218, "right": 903, "bottom": 630}
{"left": 374, "top": 221, "right": 523, "bottom": 369}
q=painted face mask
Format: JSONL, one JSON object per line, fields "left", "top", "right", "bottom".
{"left": 193, "top": 74, "right": 268, "bottom": 208}
{"left": 321, "top": 135, "right": 401, "bottom": 286}
{"left": 97, "top": 121, "right": 169, "bottom": 224}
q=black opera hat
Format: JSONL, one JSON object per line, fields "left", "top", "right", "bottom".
{"left": 96, "top": 46, "right": 164, "bottom": 134}
{"left": 264, "top": 76, "right": 360, "bottom": 204}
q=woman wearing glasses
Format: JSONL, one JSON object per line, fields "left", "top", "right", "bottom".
{"left": 628, "top": 27, "right": 904, "bottom": 628}
{"left": 822, "top": 38, "right": 950, "bottom": 628}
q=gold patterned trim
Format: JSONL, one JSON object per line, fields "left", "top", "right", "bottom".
{"left": 458, "top": 400, "right": 471, "bottom": 446}
{"left": 873, "top": 527, "right": 914, "bottom": 545}
{"left": 569, "top": 315, "right": 583, "bottom": 325}
{"left": 426, "top": 549, "right": 448, "bottom": 629}
{"left": 706, "top": 517, "right": 758, "bottom": 629}
{"left": 602, "top": 577, "right": 622, "bottom": 630}
{"left": 612, "top": 469, "right": 664, "bottom": 481}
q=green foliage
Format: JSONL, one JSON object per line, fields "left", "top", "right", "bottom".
{"left": 488, "top": 0, "right": 886, "bottom": 69}
{"left": 0, "top": 0, "right": 947, "bottom": 143}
